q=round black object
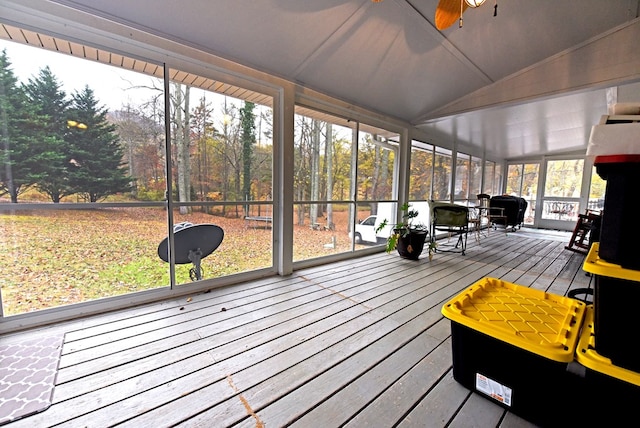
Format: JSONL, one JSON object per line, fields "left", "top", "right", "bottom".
{"left": 157, "top": 223, "right": 224, "bottom": 264}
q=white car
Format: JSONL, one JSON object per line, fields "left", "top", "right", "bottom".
{"left": 352, "top": 215, "right": 379, "bottom": 244}
{"left": 351, "top": 214, "right": 395, "bottom": 245}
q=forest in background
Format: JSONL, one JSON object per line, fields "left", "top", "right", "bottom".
{"left": 0, "top": 48, "right": 274, "bottom": 212}
{"left": 0, "top": 45, "right": 402, "bottom": 229}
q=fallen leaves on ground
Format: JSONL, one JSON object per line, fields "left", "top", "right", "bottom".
{"left": 0, "top": 208, "right": 357, "bottom": 315}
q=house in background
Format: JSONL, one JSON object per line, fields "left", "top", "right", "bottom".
{"left": 1, "top": 0, "right": 639, "bottom": 332}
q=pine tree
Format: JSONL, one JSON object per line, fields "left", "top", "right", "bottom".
{"left": 66, "top": 85, "right": 131, "bottom": 202}
{"left": 0, "top": 49, "right": 48, "bottom": 202}
{"left": 23, "top": 66, "right": 72, "bottom": 202}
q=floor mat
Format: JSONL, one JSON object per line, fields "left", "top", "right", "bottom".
{"left": 0, "top": 335, "right": 64, "bottom": 425}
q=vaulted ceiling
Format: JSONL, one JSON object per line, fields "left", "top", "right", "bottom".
{"left": 10, "top": 0, "right": 640, "bottom": 159}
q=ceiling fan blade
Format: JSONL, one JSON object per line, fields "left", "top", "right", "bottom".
{"left": 435, "top": 0, "right": 469, "bottom": 30}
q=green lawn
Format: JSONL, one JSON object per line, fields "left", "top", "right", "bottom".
{"left": 0, "top": 207, "right": 355, "bottom": 315}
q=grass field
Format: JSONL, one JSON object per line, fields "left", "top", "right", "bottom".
{"left": 0, "top": 207, "right": 360, "bottom": 315}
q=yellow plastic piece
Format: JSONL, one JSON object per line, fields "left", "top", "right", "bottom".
{"left": 576, "top": 305, "right": 640, "bottom": 386}
{"left": 583, "top": 242, "right": 640, "bottom": 282}
{"left": 442, "top": 277, "right": 586, "bottom": 362}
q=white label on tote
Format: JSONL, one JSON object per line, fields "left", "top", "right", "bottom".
{"left": 476, "top": 373, "right": 512, "bottom": 406}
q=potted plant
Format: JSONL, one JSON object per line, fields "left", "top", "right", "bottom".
{"left": 375, "top": 202, "right": 434, "bottom": 260}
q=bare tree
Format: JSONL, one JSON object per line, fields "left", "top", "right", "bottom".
{"left": 324, "top": 122, "right": 334, "bottom": 230}
{"left": 172, "top": 82, "right": 191, "bottom": 214}
{"left": 310, "top": 119, "right": 321, "bottom": 226}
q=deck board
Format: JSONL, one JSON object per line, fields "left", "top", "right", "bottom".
{"left": 397, "top": 369, "right": 470, "bottom": 428}
{"left": 449, "top": 392, "right": 505, "bottom": 428}
{"left": 2, "top": 229, "right": 591, "bottom": 428}
{"left": 342, "top": 336, "right": 454, "bottom": 428}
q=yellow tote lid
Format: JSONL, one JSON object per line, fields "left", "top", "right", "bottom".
{"left": 575, "top": 305, "right": 640, "bottom": 386}
{"left": 442, "top": 277, "right": 585, "bottom": 362}
{"left": 583, "top": 242, "right": 640, "bottom": 282}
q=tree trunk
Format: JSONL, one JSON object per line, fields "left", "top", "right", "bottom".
{"left": 221, "top": 98, "right": 230, "bottom": 216}
{"left": 183, "top": 86, "right": 191, "bottom": 207}
{"left": 310, "top": 119, "right": 320, "bottom": 226}
{"left": 174, "top": 83, "right": 191, "bottom": 215}
{"left": 371, "top": 137, "right": 381, "bottom": 200}
{"left": 325, "top": 123, "right": 333, "bottom": 230}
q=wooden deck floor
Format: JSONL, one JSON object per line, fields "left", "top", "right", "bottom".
{"left": 2, "top": 228, "right": 591, "bottom": 428}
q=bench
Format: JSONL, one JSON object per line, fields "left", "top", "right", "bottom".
{"left": 244, "top": 216, "right": 272, "bottom": 228}
{"left": 311, "top": 222, "right": 335, "bottom": 231}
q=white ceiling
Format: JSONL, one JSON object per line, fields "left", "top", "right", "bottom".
{"left": 14, "top": 0, "right": 640, "bottom": 158}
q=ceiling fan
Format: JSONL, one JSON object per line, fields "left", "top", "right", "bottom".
{"left": 435, "top": 0, "right": 497, "bottom": 30}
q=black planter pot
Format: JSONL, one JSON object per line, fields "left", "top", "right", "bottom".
{"left": 395, "top": 229, "right": 428, "bottom": 260}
